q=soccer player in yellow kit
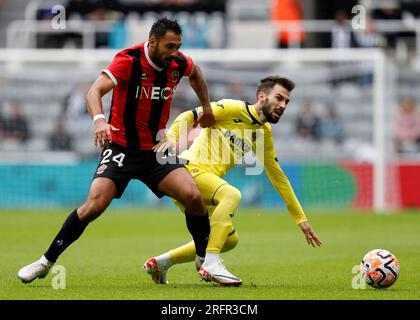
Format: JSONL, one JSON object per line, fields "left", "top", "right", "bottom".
{"left": 144, "top": 76, "right": 322, "bottom": 286}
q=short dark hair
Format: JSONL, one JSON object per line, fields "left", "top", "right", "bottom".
{"left": 149, "top": 17, "right": 182, "bottom": 40}
{"left": 256, "top": 76, "right": 295, "bottom": 98}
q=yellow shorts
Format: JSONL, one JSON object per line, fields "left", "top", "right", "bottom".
{"left": 174, "top": 163, "right": 239, "bottom": 253}
{"left": 173, "top": 163, "right": 228, "bottom": 217}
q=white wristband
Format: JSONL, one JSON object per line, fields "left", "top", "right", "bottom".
{"left": 93, "top": 114, "right": 106, "bottom": 122}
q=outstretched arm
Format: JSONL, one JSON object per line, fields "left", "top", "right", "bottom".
{"left": 265, "top": 159, "right": 322, "bottom": 247}
{"left": 152, "top": 107, "right": 198, "bottom": 153}
{"left": 259, "top": 128, "right": 322, "bottom": 247}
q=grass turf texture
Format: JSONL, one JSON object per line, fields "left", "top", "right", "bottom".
{"left": 1, "top": 209, "right": 419, "bottom": 300}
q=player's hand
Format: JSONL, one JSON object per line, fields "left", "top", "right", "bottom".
{"left": 152, "top": 137, "right": 176, "bottom": 154}
{"left": 94, "top": 119, "right": 119, "bottom": 149}
{"left": 299, "top": 221, "right": 322, "bottom": 247}
{"left": 194, "top": 107, "right": 215, "bottom": 128}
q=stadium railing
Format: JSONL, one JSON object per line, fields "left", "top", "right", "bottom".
{"left": 0, "top": 48, "right": 398, "bottom": 211}
{"left": 6, "top": 19, "right": 420, "bottom": 57}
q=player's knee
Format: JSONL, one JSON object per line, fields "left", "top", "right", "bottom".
{"left": 182, "top": 186, "right": 206, "bottom": 215}
{"left": 79, "top": 206, "right": 102, "bottom": 223}
{"left": 218, "top": 185, "right": 241, "bottom": 205}
{"left": 229, "top": 186, "right": 241, "bottom": 205}
{"left": 79, "top": 194, "right": 108, "bottom": 222}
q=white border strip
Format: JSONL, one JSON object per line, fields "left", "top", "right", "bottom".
{"left": 102, "top": 69, "right": 117, "bottom": 86}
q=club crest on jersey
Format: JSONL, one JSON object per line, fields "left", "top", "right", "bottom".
{"left": 97, "top": 164, "right": 107, "bottom": 174}
{"left": 171, "top": 70, "right": 180, "bottom": 82}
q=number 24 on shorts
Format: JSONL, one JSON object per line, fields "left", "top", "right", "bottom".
{"left": 100, "top": 149, "right": 126, "bottom": 167}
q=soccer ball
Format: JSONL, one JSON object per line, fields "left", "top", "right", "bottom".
{"left": 360, "top": 249, "right": 400, "bottom": 289}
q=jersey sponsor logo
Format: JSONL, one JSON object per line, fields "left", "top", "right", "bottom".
{"left": 223, "top": 129, "right": 252, "bottom": 154}
{"left": 139, "top": 86, "right": 177, "bottom": 100}
{"left": 251, "top": 132, "right": 257, "bottom": 141}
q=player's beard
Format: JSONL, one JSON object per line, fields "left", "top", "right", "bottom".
{"left": 152, "top": 44, "right": 174, "bottom": 68}
{"left": 262, "top": 99, "right": 281, "bottom": 124}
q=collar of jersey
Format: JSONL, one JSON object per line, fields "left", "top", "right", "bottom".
{"left": 246, "top": 102, "right": 264, "bottom": 125}
{"left": 144, "top": 41, "right": 164, "bottom": 72}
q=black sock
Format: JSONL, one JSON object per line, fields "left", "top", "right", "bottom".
{"left": 44, "top": 209, "right": 88, "bottom": 263}
{"left": 185, "top": 212, "right": 210, "bottom": 258}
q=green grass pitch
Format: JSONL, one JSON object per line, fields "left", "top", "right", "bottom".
{"left": 1, "top": 208, "right": 419, "bottom": 300}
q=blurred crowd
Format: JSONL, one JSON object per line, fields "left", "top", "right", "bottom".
{"left": 394, "top": 97, "right": 420, "bottom": 155}
{"left": 270, "top": 0, "right": 420, "bottom": 50}
{"left": 1, "top": 0, "right": 420, "bottom": 158}
{"left": 0, "top": 100, "right": 74, "bottom": 152}
{"left": 0, "top": 101, "right": 30, "bottom": 145}
{"left": 31, "top": 0, "right": 420, "bottom": 51}
{"left": 2, "top": 88, "right": 420, "bottom": 158}
{"left": 36, "top": 0, "right": 226, "bottom": 48}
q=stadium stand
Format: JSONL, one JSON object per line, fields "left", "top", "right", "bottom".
{"left": 1, "top": 0, "right": 420, "bottom": 209}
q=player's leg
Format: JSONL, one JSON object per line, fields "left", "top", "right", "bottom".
{"left": 166, "top": 200, "right": 240, "bottom": 259}
{"left": 145, "top": 168, "right": 242, "bottom": 285}
{"left": 204, "top": 184, "right": 241, "bottom": 255}
{"left": 165, "top": 203, "right": 216, "bottom": 272}
{"left": 42, "top": 144, "right": 130, "bottom": 263}
{"left": 144, "top": 195, "right": 210, "bottom": 284}
{"left": 44, "top": 177, "right": 117, "bottom": 259}
{"left": 17, "top": 143, "right": 131, "bottom": 284}
{"left": 76, "top": 177, "right": 118, "bottom": 222}
{"left": 157, "top": 167, "right": 210, "bottom": 259}
{"left": 144, "top": 207, "right": 239, "bottom": 284}
{"left": 198, "top": 182, "right": 242, "bottom": 286}
{"left": 17, "top": 177, "right": 118, "bottom": 284}
{"left": 144, "top": 217, "right": 240, "bottom": 284}
{"left": 169, "top": 228, "right": 240, "bottom": 268}
{"left": 143, "top": 198, "right": 194, "bottom": 284}
{"left": 140, "top": 156, "right": 209, "bottom": 284}
{"left": 181, "top": 169, "right": 241, "bottom": 259}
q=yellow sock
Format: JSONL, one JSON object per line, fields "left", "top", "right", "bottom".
{"left": 169, "top": 241, "right": 196, "bottom": 264}
{"left": 169, "top": 230, "right": 240, "bottom": 264}
{"left": 167, "top": 182, "right": 241, "bottom": 264}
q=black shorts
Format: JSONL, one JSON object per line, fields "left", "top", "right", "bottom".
{"left": 93, "top": 143, "right": 186, "bottom": 199}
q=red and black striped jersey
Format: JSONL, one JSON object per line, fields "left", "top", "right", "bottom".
{"left": 102, "top": 41, "right": 193, "bottom": 151}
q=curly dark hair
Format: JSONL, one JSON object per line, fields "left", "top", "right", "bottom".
{"left": 256, "top": 76, "right": 295, "bottom": 98}
{"left": 149, "top": 17, "right": 182, "bottom": 40}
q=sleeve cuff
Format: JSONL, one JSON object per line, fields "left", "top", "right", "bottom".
{"left": 295, "top": 217, "right": 308, "bottom": 225}
{"left": 102, "top": 69, "right": 117, "bottom": 86}
{"left": 166, "top": 134, "right": 177, "bottom": 143}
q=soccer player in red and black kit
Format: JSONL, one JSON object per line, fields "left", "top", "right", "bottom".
{"left": 17, "top": 17, "right": 216, "bottom": 284}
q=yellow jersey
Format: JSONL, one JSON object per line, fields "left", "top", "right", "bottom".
{"left": 166, "top": 99, "right": 307, "bottom": 224}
